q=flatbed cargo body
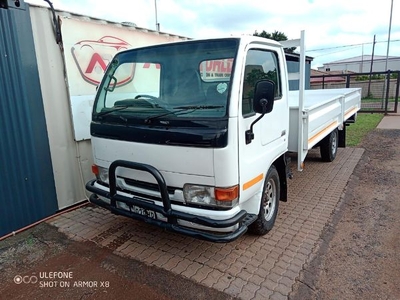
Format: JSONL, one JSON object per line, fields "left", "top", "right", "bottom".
{"left": 288, "top": 88, "right": 361, "bottom": 153}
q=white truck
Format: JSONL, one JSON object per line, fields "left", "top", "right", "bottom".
{"left": 86, "top": 31, "right": 361, "bottom": 242}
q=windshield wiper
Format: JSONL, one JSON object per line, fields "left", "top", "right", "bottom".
{"left": 97, "top": 105, "right": 131, "bottom": 117}
{"left": 173, "top": 105, "right": 224, "bottom": 110}
{"left": 97, "top": 100, "right": 163, "bottom": 118}
{"left": 144, "top": 105, "right": 224, "bottom": 124}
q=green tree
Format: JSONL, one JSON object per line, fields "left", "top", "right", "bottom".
{"left": 253, "top": 30, "right": 296, "bottom": 52}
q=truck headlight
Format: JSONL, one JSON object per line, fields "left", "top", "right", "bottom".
{"left": 183, "top": 184, "right": 239, "bottom": 208}
{"left": 92, "top": 164, "right": 109, "bottom": 184}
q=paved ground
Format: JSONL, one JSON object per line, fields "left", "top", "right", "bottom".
{"left": 40, "top": 147, "right": 363, "bottom": 299}
{"left": 290, "top": 128, "right": 400, "bottom": 299}
{"left": 377, "top": 111, "right": 400, "bottom": 129}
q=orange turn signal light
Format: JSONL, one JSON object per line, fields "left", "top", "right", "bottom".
{"left": 91, "top": 164, "right": 99, "bottom": 176}
{"left": 215, "top": 185, "right": 239, "bottom": 201}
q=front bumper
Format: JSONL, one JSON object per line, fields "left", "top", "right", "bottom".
{"left": 86, "top": 160, "right": 256, "bottom": 243}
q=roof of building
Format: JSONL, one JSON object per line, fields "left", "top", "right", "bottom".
{"left": 29, "top": 3, "right": 190, "bottom": 40}
{"left": 326, "top": 55, "right": 400, "bottom": 65}
{"left": 310, "top": 69, "right": 355, "bottom": 83}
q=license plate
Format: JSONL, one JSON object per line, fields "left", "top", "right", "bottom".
{"left": 116, "top": 200, "right": 157, "bottom": 220}
{"left": 131, "top": 205, "right": 157, "bottom": 219}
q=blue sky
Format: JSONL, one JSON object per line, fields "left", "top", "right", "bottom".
{"left": 27, "top": 0, "right": 399, "bottom": 69}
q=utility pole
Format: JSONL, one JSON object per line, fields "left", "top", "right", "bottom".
{"left": 360, "top": 44, "right": 364, "bottom": 73}
{"left": 384, "top": 0, "right": 394, "bottom": 72}
{"left": 367, "top": 35, "right": 376, "bottom": 97}
{"left": 381, "top": 0, "right": 394, "bottom": 111}
{"left": 155, "top": 0, "right": 160, "bottom": 31}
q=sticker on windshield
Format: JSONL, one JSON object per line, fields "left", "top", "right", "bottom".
{"left": 216, "top": 83, "right": 228, "bottom": 94}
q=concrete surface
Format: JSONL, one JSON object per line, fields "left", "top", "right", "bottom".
{"left": 377, "top": 112, "right": 400, "bottom": 129}
{"left": 47, "top": 147, "right": 363, "bottom": 300}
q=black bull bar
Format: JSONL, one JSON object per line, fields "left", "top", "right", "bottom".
{"left": 85, "top": 160, "right": 256, "bottom": 243}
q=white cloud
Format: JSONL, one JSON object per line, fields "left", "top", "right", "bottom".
{"left": 26, "top": 0, "right": 400, "bottom": 68}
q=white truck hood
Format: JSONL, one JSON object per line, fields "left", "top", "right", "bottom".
{"left": 92, "top": 137, "right": 214, "bottom": 182}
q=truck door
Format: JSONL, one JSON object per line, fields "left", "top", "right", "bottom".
{"left": 238, "top": 48, "right": 288, "bottom": 207}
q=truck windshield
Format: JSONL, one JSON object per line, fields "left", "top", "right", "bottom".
{"left": 93, "top": 39, "right": 239, "bottom": 123}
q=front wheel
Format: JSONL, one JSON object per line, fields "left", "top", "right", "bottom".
{"left": 320, "top": 128, "right": 338, "bottom": 162}
{"left": 249, "top": 165, "right": 280, "bottom": 235}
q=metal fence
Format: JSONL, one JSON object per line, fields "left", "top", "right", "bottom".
{"left": 310, "top": 70, "right": 399, "bottom": 114}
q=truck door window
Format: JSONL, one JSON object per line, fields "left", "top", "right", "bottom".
{"left": 242, "top": 50, "right": 281, "bottom": 116}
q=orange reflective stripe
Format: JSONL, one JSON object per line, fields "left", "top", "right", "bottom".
{"left": 308, "top": 121, "right": 338, "bottom": 145}
{"left": 344, "top": 107, "right": 358, "bottom": 120}
{"left": 243, "top": 173, "right": 264, "bottom": 191}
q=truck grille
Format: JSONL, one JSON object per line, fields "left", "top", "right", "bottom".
{"left": 119, "top": 176, "right": 178, "bottom": 198}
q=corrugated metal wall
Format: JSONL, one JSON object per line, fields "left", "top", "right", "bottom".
{"left": 0, "top": 0, "right": 58, "bottom": 236}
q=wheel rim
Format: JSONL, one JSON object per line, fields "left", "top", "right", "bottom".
{"left": 263, "top": 178, "right": 277, "bottom": 222}
{"left": 331, "top": 131, "right": 337, "bottom": 155}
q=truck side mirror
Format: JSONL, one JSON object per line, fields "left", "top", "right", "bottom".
{"left": 253, "top": 80, "right": 275, "bottom": 114}
{"left": 246, "top": 80, "right": 276, "bottom": 144}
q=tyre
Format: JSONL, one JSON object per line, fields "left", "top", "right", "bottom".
{"left": 249, "top": 165, "right": 280, "bottom": 235}
{"left": 320, "top": 128, "right": 338, "bottom": 162}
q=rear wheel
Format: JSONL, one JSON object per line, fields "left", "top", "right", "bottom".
{"left": 320, "top": 128, "right": 338, "bottom": 162}
{"left": 249, "top": 165, "right": 280, "bottom": 235}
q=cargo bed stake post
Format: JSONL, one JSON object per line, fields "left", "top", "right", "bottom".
{"left": 297, "top": 30, "right": 306, "bottom": 171}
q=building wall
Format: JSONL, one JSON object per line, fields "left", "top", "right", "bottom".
{"left": 29, "top": 6, "right": 92, "bottom": 209}
{"left": 28, "top": 5, "right": 188, "bottom": 209}
{"left": 319, "top": 58, "right": 400, "bottom": 73}
{"left": 287, "top": 60, "right": 311, "bottom": 90}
